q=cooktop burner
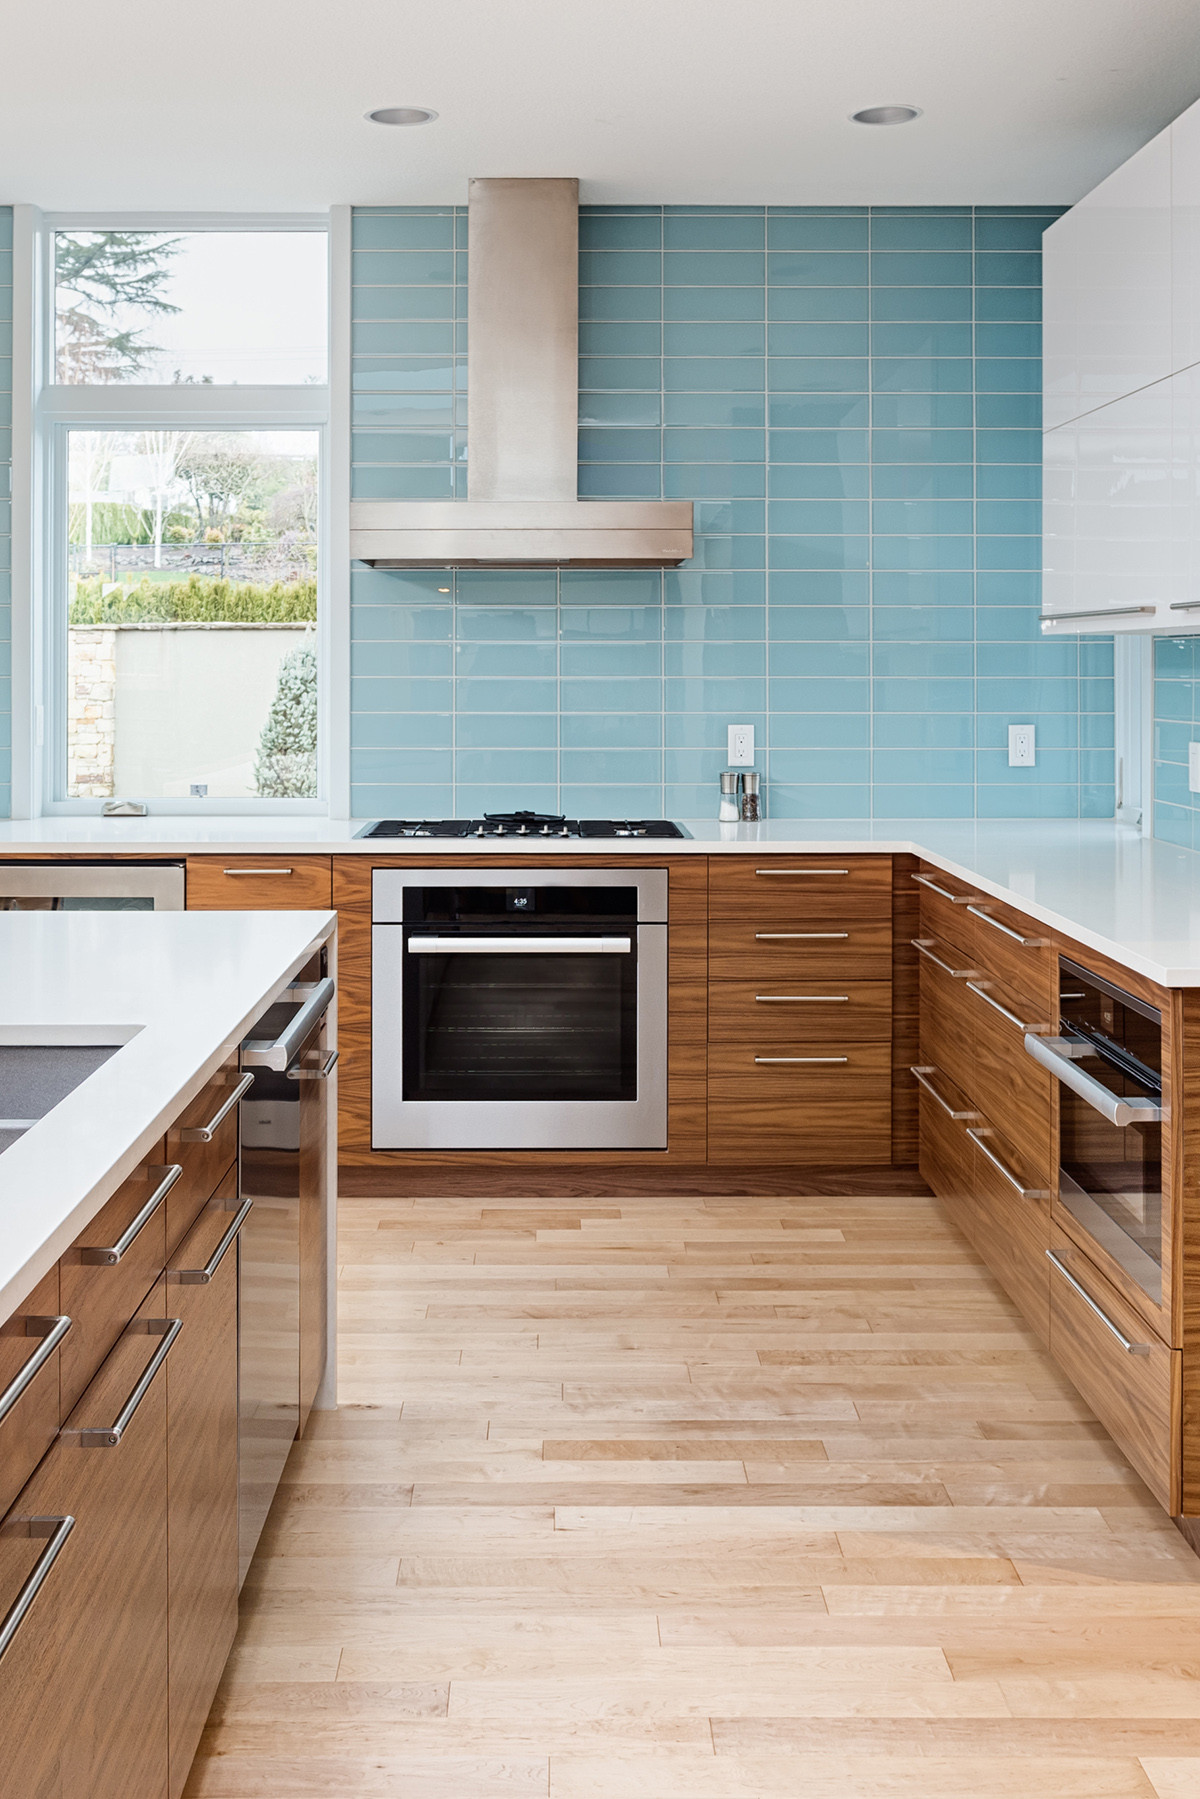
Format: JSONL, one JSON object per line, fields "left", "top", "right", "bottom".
{"left": 360, "top": 812, "right": 687, "bottom": 840}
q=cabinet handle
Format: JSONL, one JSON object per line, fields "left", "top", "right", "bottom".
{"left": 754, "top": 993, "right": 849, "bottom": 1003}
{"left": 966, "top": 904, "right": 1049, "bottom": 947}
{"left": 754, "top": 867, "right": 849, "bottom": 876}
{"left": 965, "top": 1128, "right": 1049, "bottom": 1201}
{"left": 171, "top": 1198, "right": 253, "bottom": 1286}
{"left": 911, "top": 938, "right": 976, "bottom": 979}
{"left": 912, "top": 872, "right": 973, "bottom": 903}
{"left": 1043, "top": 605, "right": 1155, "bottom": 623}
{"left": 242, "top": 977, "right": 336, "bottom": 1073}
{"left": 966, "top": 980, "right": 1049, "bottom": 1035}
{"left": 1046, "top": 1251, "right": 1152, "bottom": 1355}
{"left": 179, "top": 1072, "right": 255, "bottom": 1142}
{"left": 77, "top": 1318, "right": 183, "bottom": 1447}
{"left": 1023, "top": 1031, "right": 1161, "bottom": 1127}
{"left": 1168, "top": 600, "right": 1200, "bottom": 612}
{"left": 0, "top": 1517, "right": 75, "bottom": 1665}
{"left": 79, "top": 1164, "right": 182, "bottom": 1266}
{"left": 0, "top": 1316, "right": 72, "bottom": 1426}
{"left": 754, "top": 931, "right": 849, "bottom": 941}
{"left": 221, "top": 867, "right": 294, "bottom": 876}
{"left": 754, "top": 1056, "right": 848, "bottom": 1064}
{"left": 287, "top": 1049, "right": 340, "bottom": 1082}
{"left": 910, "top": 1065, "right": 980, "bottom": 1122}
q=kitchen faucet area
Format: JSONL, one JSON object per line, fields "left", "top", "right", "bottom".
{"left": 6, "top": 4, "right": 1200, "bottom": 1796}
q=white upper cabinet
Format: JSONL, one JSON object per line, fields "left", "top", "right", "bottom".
{"left": 1042, "top": 131, "right": 1172, "bottom": 432}
{"left": 1171, "top": 98, "right": 1200, "bottom": 377}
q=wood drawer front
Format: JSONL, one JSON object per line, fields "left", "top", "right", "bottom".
{"left": 915, "top": 941, "right": 975, "bottom": 1087}
{"left": 913, "top": 865, "right": 978, "bottom": 961}
{"left": 709, "top": 1093, "right": 891, "bottom": 1164}
{"left": 0, "top": 1268, "right": 63, "bottom": 1519}
{"left": 1047, "top": 1226, "right": 1179, "bottom": 1510}
{"left": 972, "top": 1123, "right": 1051, "bottom": 1345}
{"left": 163, "top": 1057, "right": 242, "bottom": 1260}
{"left": 709, "top": 980, "right": 892, "bottom": 1044}
{"left": 916, "top": 1071, "right": 976, "bottom": 1246}
{"left": 967, "top": 980, "right": 1053, "bottom": 1179}
{"left": 967, "top": 896, "right": 1055, "bottom": 1015}
{"left": 709, "top": 920, "right": 892, "bottom": 981}
{"left": 710, "top": 1038, "right": 892, "bottom": 1093}
{"left": 59, "top": 1147, "right": 169, "bottom": 1419}
{"left": 186, "top": 856, "right": 332, "bottom": 910}
{"left": 709, "top": 855, "right": 892, "bottom": 920}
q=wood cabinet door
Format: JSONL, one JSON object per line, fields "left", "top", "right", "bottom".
{"left": 185, "top": 856, "right": 332, "bottom": 910}
{"left": 0, "top": 1455, "right": 70, "bottom": 1799}
{"left": 297, "top": 1033, "right": 331, "bottom": 1431}
{"left": 165, "top": 1170, "right": 241, "bottom": 1798}
{"left": 0, "top": 1268, "right": 64, "bottom": 1519}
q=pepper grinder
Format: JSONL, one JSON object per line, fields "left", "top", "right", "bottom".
{"left": 719, "top": 770, "right": 741, "bottom": 822}
{"left": 740, "top": 769, "right": 762, "bottom": 822}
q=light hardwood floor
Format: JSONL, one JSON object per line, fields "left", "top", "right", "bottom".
{"left": 185, "top": 1191, "right": 1200, "bottom": 1798}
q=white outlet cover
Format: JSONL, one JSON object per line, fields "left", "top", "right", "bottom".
{"left": 1008, "top": 724, "right": 1036, "bottom": 768}
{"left": 1189, "top": 742, "right": 1200, "bottom": 794}
{"left": 727, "top": 724, "right": 755, "bottom": 766}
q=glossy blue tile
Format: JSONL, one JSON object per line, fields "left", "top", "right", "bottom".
{"left": 561, "top": 642, "right": 662, "bottom": 678}
{"left": 975, "top": 500, "right": 1041, "bottom": 535}
{"left": 561, "top": 713, "right": 662, "bottom": 749}
{"left": 768, "top": 288, "right": 869, "bottom": 323}
{"left": 974, "top": 322, "right": 1042, "bottom": 358}
{"left": 768, "top": 322, "right": 869, "bottom": 356}
{"left": 767, "top": 677, "right": 870, "bottom": 712}
{"left": 351, "top": 676, "right": 454, "bottom": 713}
{"left": 664, "top": 213, "right": 763, "bottom": 249}
{"left": 766, "top": 465, "right": 870, "bottom": 499}
{"left": 767, "top": 216, "right": 868, "bottom": 251}
{"left": 353, "top": 784, "right": 454, "bottom": 818}
{"left": 664, "top": 463, "right": 766, "bottom": 498}
{"left": 354, "top": 249, "right": 455, "bottom": 285}
{"left": 663, "top": 427, "right": 765, "bottom": 462}
{"left": 350, "top": 712, "right": 454, "bottom": 750}
{"left": 975, "top": 252, "right": 1041, "bottom": 286}
{"left": 561, "top": 748, "right": 663, "bottom": 784}
{"left": 350, "top": 641, "right": 451, "bottom": 679}
{"left": 871, "top": 393, "right": 973, "bottom": 429}
{"left": 768, "top": 397, "right": 868, "bottom": 429}
{"left": 769, "top": 535, "right": 870, "bottom": 571}
{"left": 869, "top": 215, "right": 973, "bottom": 250}
{"left": 871, "top": 500, "right": 974, "bottom": 535}
{"left": 870, "top": 464, "right": 974, "bottom": 499}
{"left": 665, "top": 250, "right": 764, "bottom": 285}
{"left": 873, "top": 536, "right": 974, "bottom": 571}
{"left": 767, "top": 358, "right": 868, "bottom": 393}
{"left": 768, "top": 606, "right": 870, "bottom": 643}
{"left": 874, "top": 712, "right": 975, "bottom": 749}
{"left": 663, "top": 321, "right": 765, "bottom": 355}
{"left": 455, "top": 605, "right": 557, "bottom": 642}
{"left": 560, "top": 604, "right": 661, "bottom": 642}
{"left": 663, "top": 287, "right": 765, "bottom": 323}
{"left": 562, "top": 784, "right": 664, "bottom": 815}
{"left": 666, "top": 605, "right": 767, "bottom": 643}
{"left": 874, "top": 677, "right": 976, "bottom": 713}
{"left": 664, "top": 676, "right": 768, "bottom": 713}
{"left": 973, "top": 215, "right": 1057, "bottom": 251}
{"left": 579, "top": 213, "right": 663, "bottom": 250}
{"left": 871, "top": 322, "right": 973, "bottom": 358}
{"left": 453, "top": 678, "right": 558, "bottom": 712}
{"left": 454, "top": 713, "right": 558, "bottom": 749}
{"left": 581, "top": 287, "right": 662, "bottom": 322}
{"left": 770, "top": 747, "right": 871, "bottom": 784}
{"left": 580, "top": 391, "right": 662, "bottom": 426}
{"left": 767, "top": 784, "right": 871, "bottom": 818}
{"left": 579, "top": 323, "right": 662, "bottom": 356}
{"left": 977, "top": 394, "right": 1041, "bottom": 429}
{"left": 871, "top": 429, "right": 974, "bottom": 463}
{"left": 663, "top": 356, "right": 763, "bottom": 392}
{"left": 768, "top": 252, "right": 868, "bottom": 285}
{"left": 455, "top": 641, "right": 557, "bottom": 679}
{"left": 351, "top": 747, "right": 452, "bottom": 786}
{"left": 871, "top": 251, "right": 973, "bottom": 285}
{"left": 770, "top": 642, "right": 868, "bottom": 679}
{"left": 768, "top": 500, "right": 869, "bottom": 533}
{"left": 872, "top": 785, "right": 975, "bottom": 818}
{"left": 769, "top": 712, "right": 871, "bottom": 749}
{"left": 453, "top": 748, "right": 558, "bottom": 786}
{"left": 580, "top": 250, "right": 662, "bottom": 286}
{"left": 455, "top": 785, "right": 561, "bottom": 816}
{"left": 578, "top": 465, "right": 663, "bottom": 499}
{"left": 872, "top": 358, "right": 973, "bottom": 393}
{"left": 352, "top": 213, "right": 455, "bottom": 251}
{"left": 871, "top": 287, "right": 972, "bottom": 322}
{"left": 561, "top": 677, "right": 662, "bottom": 712}
{"left": 975, "top": 286, "right": 1042, "bottom": 321}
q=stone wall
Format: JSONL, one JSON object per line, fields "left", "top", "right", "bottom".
{"left": 68, "top": 629, "right": 117, "bottom": 797}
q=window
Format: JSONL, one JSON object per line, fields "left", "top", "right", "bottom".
{"left": 38, "top": 219, "right": 329, "bottom": 813}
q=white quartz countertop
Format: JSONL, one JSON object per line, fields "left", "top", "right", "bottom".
{"left": 0, "top": 814, "right": 1198, "bottom": 986}
{"left": 0, "top": 908, "right": 336, "bottom": 1326}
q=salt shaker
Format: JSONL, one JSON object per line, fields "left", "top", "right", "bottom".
{"left": 719, "top": 770, "right": 741, "bottom": 822}
{"left": 740, "top": 770, "right": 762, "bottom": 822}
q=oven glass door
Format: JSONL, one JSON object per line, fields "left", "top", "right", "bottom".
{"left": 403, "top": 937, "right": 637, "bottom": 1103}
{"left": 1057, "top": 1037, "right": 1163, "bottom": 1303}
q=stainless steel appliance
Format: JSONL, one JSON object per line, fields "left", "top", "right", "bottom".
{"left": 372, "top": 866, "right": 668, "bottom": 1150}
{"left": 360, "top": 811, "right": 687, "bottom": 840}
{"left": 0, "top": 859, "right": 185, "bottom": 909}
{"left": 237, "top": 962, "right": 335, "bottom": 1584}
{"left": 1024, "top": 957, "right": 1163, "bottom": 1302}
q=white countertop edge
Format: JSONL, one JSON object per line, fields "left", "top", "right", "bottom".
{"left": 0, "top": 910, "right": 336, "bottom": 1327}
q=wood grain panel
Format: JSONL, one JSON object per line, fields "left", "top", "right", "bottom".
{"left": 1048, "top": 1225, "right": 1179, "bottom": 1512}
{"left": 912, "top": 862, "right": 978, "bottom": 962}
{"left": 708, "top": 980, "right": 892, "bottom": 1044}
{"left": 915, "top": 940, "right": 975, "bottom": 1094}
{"left": 708, "top": 920, "right": 892, "bottom": 982}
{"left": 163, "top": 1056, "right": 239, "bottom": 1259}
{"left": 59, "top": 1145, "right": 168, "bottom": 1418}
{"left": 891, "top": 854, "right": 920, "bottom": 1166}
{"left": 917, "top": 1070, "right": 977, "bottom": 1246}
{"left": 1177, "top": 987, "right": 1200, "bottom": 1514}
{"left": 967, "top": 894, "right": 1056, "bottom": 1017}
{"left": 185, "top": 856, "right": 332, "bottom": 910}
{"left": 967, "top": 978, "right": 1054, "bottom": 1182}
{"left": 708, "top": 1095, "right": 892, "bottom": 1163}
{"left": 0, "top": 1451, "right": 69, "bottom": 1798}
{"left": 708, "top": 853, "right": 892, "bottom": 916}
{"left": 0, "top": 1268, "right": 62, "bottom": 1519}
{"left": 973, "top": 1123, "right": 1051, "bottom": 1345}
{"left": 166, "top": 1169, "right": 239, "bottom": 1799}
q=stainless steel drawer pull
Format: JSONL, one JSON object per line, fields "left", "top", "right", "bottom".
{"left": 79, "top": 1164, "right": 182, "bottom": 1266}
{"left": 287, "top": 1049, "right": 340, "bottom": 1082}
{"left": 1043, "top": 605, "right": 1155, "bottom": 623}
{"left": 1168, "top": 600, "right": 1200, "bottom": 611}
{"left": 171, "top": 1199, "right": 253, "bottom": 1286}
{"left": 965, "top": 1127, "right": 1049, "bottom": 1201}
{"left": 754, "top": 931, "right": 849, "bottom": 941}
{"left": 1023, "top": 1033, "right": 1162, "bottom": 1126}
{"left": 911, "top": 938, "right": 976, "bottom": 979}
{"left": 407, "top": 936, "right": 630, "bottom": 955}
{"left": 910, "top": 1065, "right": 980, "bottom": 1122}
{"left": 220, "top": 867, "right": 294, "bottom": 876}
{"left": 754, "top": 1056, "right": 849, "bottom": 1064}
{"left": 1046, "top": 1251, "right": 1152, "bottom": 1355}
{"left": 242, "top": 976, "right": 336, "bottom": 1073}
{"left": 0, "top": 1316, "right": 72, "bottom": 1426}
{"left": 966, "top": 904, "right": 1048, "bottom": 947}
{"left": 179, "top": 1073, "right": 255, "bottom": 1143}
{"left": 754, "top": 994, "right": 850, "bottom": 1003}
{"left": 966, "top": 980, "right": 1048, "bottom": 1035}
{"left": 912, "top": 872, "right": 973, "bottom": 903}
{"left": 0, "top": 1517, "right": 75, "bottom": 1665}
{"left": 754, "top": 867, "right": 849, "bottom": 876}
{"left": 78, "top": 1318, "right": 184, "bottom": 1447}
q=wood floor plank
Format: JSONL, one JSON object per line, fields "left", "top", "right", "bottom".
{"left": 185, "top": 1189, "right": 1200, "bottom": 1798}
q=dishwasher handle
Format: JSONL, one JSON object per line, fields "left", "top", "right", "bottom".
{"left": 1023, "top": 1033, "right": 1161, "bottom": 1127}
{"left": 243, "top": 977, "right": 336, "bottom": 1072}
{"left": 407, "top": 935, "right": 632, "bottom": 955}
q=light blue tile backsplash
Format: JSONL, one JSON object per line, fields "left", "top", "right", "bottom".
{"left": 0, "top": 207, "right": 10, "bottom": 816}
{"left": 1153, "top": 637, "right": 1200, "bottom": 848}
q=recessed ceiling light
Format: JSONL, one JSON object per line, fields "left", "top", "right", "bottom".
{"left": 851, "top": 104, "right": 922, "bottom": 126}
{"left": 367, "top": 106, "right": 438, "bottom": 126}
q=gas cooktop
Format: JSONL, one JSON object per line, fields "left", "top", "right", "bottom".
{"left": 359, "top": 811, "right": 688, "bottom": 841}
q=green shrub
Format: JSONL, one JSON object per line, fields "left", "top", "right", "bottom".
{"left": 69, "top": 573, "right": 317, "bottom": 625}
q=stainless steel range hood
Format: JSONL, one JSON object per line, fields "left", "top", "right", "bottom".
{"left": 349, "top": 178, "right": 693, "bottom": 569}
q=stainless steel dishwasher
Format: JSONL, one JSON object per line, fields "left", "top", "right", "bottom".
{"left": 237, "top": 957, "right": 336, "bottom": 1585}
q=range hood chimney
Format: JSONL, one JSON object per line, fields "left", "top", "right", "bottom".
{"left": 349, "top": 178, "right": 693, "bottom": 569}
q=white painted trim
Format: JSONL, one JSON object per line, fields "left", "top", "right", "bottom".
{"left": 45, "top": 212, "right": 329, "bottom": 232}
{"left": 1114, "top": 634, "right": 1153, "bottom": 833}
{"left": 325, "top": 204, "right": 353, "bottom": 819}
{"left": 9, "top": 206, "right": 44, "bottom": 819}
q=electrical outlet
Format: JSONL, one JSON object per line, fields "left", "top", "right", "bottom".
{"left": 727, "top": 724, "right": 755, "bottom": 767}
{"left": 1189, "top": 742, "right": 1200, "bottom": 794}
{"left": 1008, "top": 724, "right": 1036, "bottom": 768}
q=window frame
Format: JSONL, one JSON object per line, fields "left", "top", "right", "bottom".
{"left": 33, "top": 211, "right": 333, "bottom": 816}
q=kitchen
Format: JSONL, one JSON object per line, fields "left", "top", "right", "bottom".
{"left": 4, "top": 3, "right": 1200, "bottom": 1795}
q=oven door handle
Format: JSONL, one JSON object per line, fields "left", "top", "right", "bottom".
{"left": 1022, "top": 1033, "right": 1161, "bottom": 1126}
{"left": 407, "top": 935, "right": 632, "bottom": 954}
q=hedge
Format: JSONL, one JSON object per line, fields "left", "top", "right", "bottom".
{"left": 69, "top": 574, "right": 317, "bottom": 625}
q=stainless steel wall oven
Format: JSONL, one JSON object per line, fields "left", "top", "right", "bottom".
{"left": 371, "top": 867, "right": 668, "bottom": 1149}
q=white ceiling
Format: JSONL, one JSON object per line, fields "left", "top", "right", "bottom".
{"left": 7, "top": 0, "right": 1200, "bottom": 211}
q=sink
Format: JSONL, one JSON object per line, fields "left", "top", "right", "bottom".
{"left": 0, "top": 1044, "right": 122, "bottom": 1152}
